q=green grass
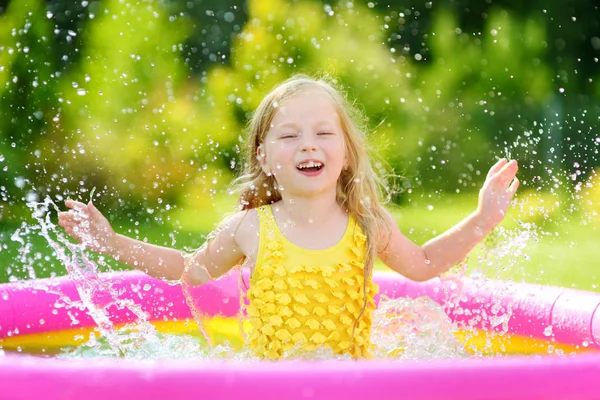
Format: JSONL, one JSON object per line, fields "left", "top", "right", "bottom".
{"left": 384, "top": 191, "right": 600, "bottom": 292}
{"left": 2, "top": 192, "right": 599, "bottom": 292}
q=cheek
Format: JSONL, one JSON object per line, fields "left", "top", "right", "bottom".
{"left": 274, "top": 142, "right": 295, "bottom": 156}
{"left": 324, "top": 141, "right": 346, "bottom": 162}
{"left": 266, "top": 143, "right": 294, "bottom": 169}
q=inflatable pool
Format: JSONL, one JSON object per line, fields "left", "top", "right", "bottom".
{"left": 1, "top": 270, "right": 600, "bottom": 400}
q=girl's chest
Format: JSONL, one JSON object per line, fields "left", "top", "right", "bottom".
{"left": 236, "top": 217, "right": 352, "bottom": 267}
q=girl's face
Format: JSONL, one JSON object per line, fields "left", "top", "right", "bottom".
{"left": 259, "top": 88, "right": 347, "bottom": 198}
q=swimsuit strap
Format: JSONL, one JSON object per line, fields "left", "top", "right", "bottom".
{"left": 255, "top": 204, "right": 281, "bottom": 241}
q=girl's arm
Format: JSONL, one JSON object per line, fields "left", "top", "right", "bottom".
{"left": 379, "top": 159, "right": 519, "bottom": 282}
{"left": 58, "top": 200, "right": 245, "bottom": 284}
{"left": 180, "top": 212, "right": 247, "bottom": 285}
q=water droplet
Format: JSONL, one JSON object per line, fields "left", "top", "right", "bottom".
{"left": 543, "top": 325, "right": 553, "bottom": 336}
{"left": 224, "top": 12, "right": 235, "bottom": 22}
{"left": 143, "top": 284, "right": 152, "bottom": 291}
{"left": 14, "top": 177, "right": 25, "bottom": 189}
{"left": 26, "top": 192, "right": 38, "bottom": 203}
{"left": 76, "top": 88, "right": 87, "bottom": 96}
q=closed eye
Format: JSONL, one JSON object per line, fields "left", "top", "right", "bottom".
{"left": 280, "top": 134, "right": 298, "bottom": 139}
{"left": 317, "top": 132, "right": 335, "bottom": 136}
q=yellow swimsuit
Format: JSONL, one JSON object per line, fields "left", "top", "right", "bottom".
{"left": 245, "top": 205, "right": 379, "bottom": 360}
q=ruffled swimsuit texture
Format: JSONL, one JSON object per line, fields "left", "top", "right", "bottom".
{"left": 245, "top": 205, "right": 379, "bottom": 359}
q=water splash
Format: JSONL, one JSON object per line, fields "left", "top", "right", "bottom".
{"left": 477, "top": 223, "right": 539, "bottom": 278}
{"left": 61, "top": 330, "right": 250, "bottom": 361}
{"left": 371, "top": 296, "right": 467, "bottom": 360}
{"left": 59, "top": 295, "right": 467, "bottom": 361}
{"left": 8, "top": 194, "right": 539, "bottom": 361}
{"left": 10, "top": 225, "right": 36, "bottom": 281}
{"left": 27, "top": 197, "right": 162, "bottom": 356}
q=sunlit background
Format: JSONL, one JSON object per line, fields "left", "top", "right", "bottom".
{"left": 0, "top": 0, "right": 599, "bottom": 290}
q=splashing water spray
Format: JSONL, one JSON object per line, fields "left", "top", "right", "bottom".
{"left": 18, "top": 193, "right": 536, "bottom": 360}
{"left": 19, "top": 196, "right": 217, "bottom": 359}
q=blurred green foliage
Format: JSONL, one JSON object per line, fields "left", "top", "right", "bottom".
{"left": 1, "top": 0, "right": 598, "bottom": 226}
{"left": 0, "top": 0, "right": 598, "bottom": 245}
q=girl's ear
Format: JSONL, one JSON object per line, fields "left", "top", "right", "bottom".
{"left": 256, "top": 144, "right": 271, "bottom": 175}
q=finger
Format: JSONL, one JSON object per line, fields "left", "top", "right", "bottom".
{"left": 66, "top": 204, "right": 90, "bottom": 219}
{"left": 501, "top": 160, "right": 519, "bottom": 184}
{"left": 493, "top": 160, "right": 518, "bottom": 186}
{"left": 487, "top": 158, "right": 508, "bottom": 179}
{"left": 509, "top": 177, "right": 520, "bottom": 195}
{"left": 66, "top": 203, "right": 90, "bottom": 221}
{"left": 58, "top": 215, "right": 78, "bottom": 227}
{"left": 63, "top": 223, "right": 75, "bottom": 234}
{"left": 503, "top": 159, "right": 518, "bottom": 172}
{"left": 65, "top": 199, "right": 88, "bottom": 211}
{"left": 59, "top": 210, "right": 80, "bottom": 219}
{"left": 62, "top": 220, "right": 81, "bottom": 233}
{"left": 61, "top": 211, "right": 86, "bottom": 225}
{"left": 58, "top": 212, "right": 70, "bottom": 222}
{"left": 74, "top": 211, "right": 90, "bottom": 220}
{"left": 87, "top": 201, "right": 104, "bottom": 219}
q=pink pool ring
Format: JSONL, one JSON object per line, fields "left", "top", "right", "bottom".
{"left": 1, "top": 270, "right": 600, "bottom": 400}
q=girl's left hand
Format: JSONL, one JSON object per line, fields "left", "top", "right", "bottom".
{"left": 477, "top": 158, "right": 520, "bottom": 229}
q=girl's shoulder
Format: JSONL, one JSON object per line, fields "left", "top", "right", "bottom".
{"left": 222, "top": 208, "right": 260, "bottom": 260}
{"left": 230, "top": 208, "right": 259, "bottom": 238}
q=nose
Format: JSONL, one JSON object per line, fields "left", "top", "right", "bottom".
{"left": 300, "top": 133, "right": 317, "bottom": 152}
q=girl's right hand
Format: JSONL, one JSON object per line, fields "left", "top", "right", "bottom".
{"left": 58, "top": 200, "right": 117, "bottom": 254}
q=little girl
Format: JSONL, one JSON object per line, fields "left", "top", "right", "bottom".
{"left": 58, "top": 75, "right": 519, "bottom": 360}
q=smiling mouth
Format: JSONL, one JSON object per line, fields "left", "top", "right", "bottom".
{"left": 296, "top": 161, "right": 324, "bottom": 172}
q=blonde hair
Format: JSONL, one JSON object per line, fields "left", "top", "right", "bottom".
{"left": 232, "top": 74, "right": 393, "bottom": 337}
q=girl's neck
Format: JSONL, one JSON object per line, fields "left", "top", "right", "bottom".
{"left": 273, "top": 191, "right": 345, "bottom": 227}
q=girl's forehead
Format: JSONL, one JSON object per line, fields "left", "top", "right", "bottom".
{"left": 271, "top": 89, "right": 340, "bottom": 126}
